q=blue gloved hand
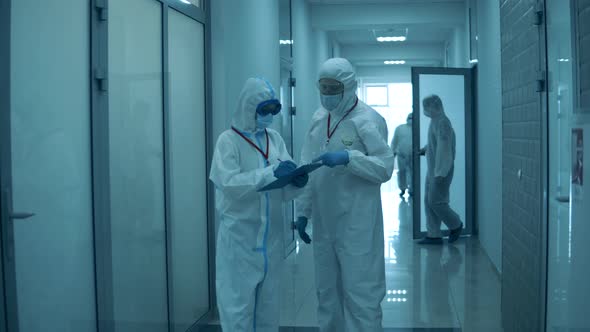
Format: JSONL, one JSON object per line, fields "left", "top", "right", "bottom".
{"left": 294, "top": 216, "right": 311, "bottom": 244}
{"left": 274, "top": 160, "right": 297, "bottom": 178}
{"left": 312, "top": 151, "right": 350, "bottom": 168}
{"left": 291, "top": 173, "right": 309, "bottom": 188}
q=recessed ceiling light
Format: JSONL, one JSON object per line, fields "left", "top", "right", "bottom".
{"left": 374, "top": 28, "right": 408, "bottom": 43}
{"left": 280, "top": 40, "right": 294, "bottom": 45}
{"left": 384, "top": 60, "right": 406, "bottom": 65}
{"left": 558, "top": 58, "right": 570, "bottom": 62}
{"left": 377, "top": 36, "right": 406, "bottom": 42}
{"left": 180, "top": 0, "right": 191, "bottom": 3}
{"left": 469, "top": 59, "right": 479, "bottom": 64}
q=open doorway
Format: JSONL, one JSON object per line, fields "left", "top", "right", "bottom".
{"left": 359, "top": 82, "right": 413, "bottom": 239}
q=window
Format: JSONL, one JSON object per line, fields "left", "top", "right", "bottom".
{"left": 365, "top": 85, "right": 389, "bottom": 107}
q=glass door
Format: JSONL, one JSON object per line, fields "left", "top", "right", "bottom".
{"left": 108, "top": 1, "right": 210, "bottom": 330}
{"left": 2, "top": 0, "right": 97, "bottom": 331}
{"left": 1, "top": 1, "right": 212, "bottom": 331}
{"left": 167, "top": 7, "right": 209, "bottom": 331}
{"left": 1, "top": 1, "right": 15, "bottom": 330}
{"left": 545, "top": 0, "right": 590, "bottom": 330}
{"left": 411, "top": 68, "right": 475, "bottom": 239}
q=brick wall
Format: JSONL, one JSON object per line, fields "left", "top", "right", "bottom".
{"left": 500, "top": 0, "right": 545, "bottom": 330}
{"left": 578, "top": 0, "right": 590, "bottom": 108}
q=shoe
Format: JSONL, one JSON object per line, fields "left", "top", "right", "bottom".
{"left": 399, "top": 190, "right": 406, "bottom": 197}
{"left": 418, "top": 237, "right": 443, "bottom": 245}
{"left": 449, "top": 223, "right": 463, "bottom": 243}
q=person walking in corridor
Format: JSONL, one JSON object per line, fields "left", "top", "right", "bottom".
{"left": 392, "top": 113, "right": 414, "bottom": 196}
{"left": 294, "top": 58, "right": 394, "bottom": 331}
{"left": 418, "top": 95, "right": 463, "bottom": 245}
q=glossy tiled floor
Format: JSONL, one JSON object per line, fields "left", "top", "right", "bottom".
{"left": 201, "top": 176, "right": 503, "bottom": 331}
{"left": 279, "top": 178, "right": 503, "bottom": 331}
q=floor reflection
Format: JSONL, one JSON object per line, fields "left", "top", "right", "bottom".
{"left": 202, "top": 174, "right": 503, "bottom": 330}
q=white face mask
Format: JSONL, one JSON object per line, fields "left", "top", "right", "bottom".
{"left": 256, "top": 113, "right": 273, "bottom": 130}
{"left": 321, "top": 94, "right": 343, "bottom": 111}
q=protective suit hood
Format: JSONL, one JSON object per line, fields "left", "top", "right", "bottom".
{"left": 319, "top": 58, "right": 358, "bottom": 116}
{"left": 424, "top": 107, "right": 444, "bottom": 118}
{"left": 231, "top": 77, "right": 277, "bottom": 133}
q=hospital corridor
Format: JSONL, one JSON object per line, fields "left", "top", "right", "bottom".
{"left": 1, "top": 0, "right": 590, "bottom": 332}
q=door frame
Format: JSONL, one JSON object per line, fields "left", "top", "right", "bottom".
{"left": 0, "top": 0, "right": 19, "bottom": 330}
{"left": 279, "top": 59, "right": 297, "bottom": 258}
{"left": 411, "top": 67, "right": 475, "bottom": 240}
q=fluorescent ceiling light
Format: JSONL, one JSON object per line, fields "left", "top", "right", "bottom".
{"left": 377, "top": 36, "right": 406, "bottom": 42}
{"left": 558, "top": 58, "right": 570, "bottom": 62}
{"left": 180, "top": 0, "right": 200, "bottom": 6}
{"left": 280, "top": 40, "right": 293, "bottom": 45}
{"left": 374, "top": 28, "right": 408, "bottom": 43}
{"left": 469, "top": 59, "right": 479, "bottom": 64}
{"left": 384, "top": 60, "right": 405, "bottom": 65}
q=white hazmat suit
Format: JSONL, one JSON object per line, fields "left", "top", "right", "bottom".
{"left": 297, "top": 58, "right": 394, "bottom": 332}
{"left": 210, "top": 78, "right": 301, "bottom": 331}
{"left": 391, "top": 114, "right": 413, "bottom": 194}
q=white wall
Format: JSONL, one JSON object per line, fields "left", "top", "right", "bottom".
{"left": 448, "top": 26, "right": 468, "bottom": 67}
{"left": 292, "top": 0, "right": 330, "bottom": 162}
{"left": 356, "top": 66, "right": 411, "bottom": 83}
{"left": 332, "top": 40, "right": 341, "bottom": 57}
{"left": 475, "top": 0, "right": 502, "bottom": 272}
{"left": 210, "top": 0, "right": 281, "bottom": 142}
{"left": 311, "top": 2, "right": 465, "bottom": 30}
{"left": 316, "top": 30, "right": 330, "bottom": 66}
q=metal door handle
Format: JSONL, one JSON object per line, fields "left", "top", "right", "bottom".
{"left": 10, "top": 212, "right": 35, "bottom": 220}
{"left": 555, "top": 196, "right": 570, "bottom": 203}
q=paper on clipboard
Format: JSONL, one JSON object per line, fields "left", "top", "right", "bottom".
{"left": 258, "top": 163, "right": 323, "bottom": 192}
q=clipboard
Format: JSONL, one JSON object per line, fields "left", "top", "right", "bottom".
{"left": 258, "top": 163, "right": 323, "bottom": 192}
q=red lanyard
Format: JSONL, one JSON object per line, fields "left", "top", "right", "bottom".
{"left": 232, "top": 127, "right": 270, "bottom": 160}
{"left": 327, "top": 97, "right": 359, "bottom": 141}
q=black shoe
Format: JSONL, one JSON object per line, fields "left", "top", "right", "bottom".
{"left": 399, "top": 190, "right": 406, "bottom": 197}
{"left": 449, "top": 223, "right": 463, "bottom": 243}
{"left": 418, "top": 237, "right": 443, "bottom": 245}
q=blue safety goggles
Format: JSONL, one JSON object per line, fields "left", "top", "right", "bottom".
{"left": 318, "top": 78, "right": 344, "bottom": 96}
{"left": 256, "top": 99, "right": 282, "bottom": 116}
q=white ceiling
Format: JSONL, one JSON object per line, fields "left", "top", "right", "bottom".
{"left": 330, "top": 26, "right": 453, "bottom": 46}
{"left": 309, "top": 0, "right": 465, "bottom": 69}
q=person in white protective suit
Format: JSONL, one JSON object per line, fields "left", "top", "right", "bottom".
{"left": 418, "top": 94, "right": 463, "bottom": 245}
{"left": 209, "top": 77, "right": 309, "bottom": 331}
{"left": 391, "top": 113, "right": 414, "bottom": 196}
{"left": 294, "top": 58, "right": 394, "bottom": 332}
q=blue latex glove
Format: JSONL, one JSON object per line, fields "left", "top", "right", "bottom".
{"left": 274, "top": 160, "right": 297, "bottom": 178}
{"left": 291, "top": 173, "right": 309, "bottom": 188}
{"left": 313, "top": 151, "right": 350, "bottom": 168}
{"left": 295, "top": 216, "right": 311, "bottom": 244}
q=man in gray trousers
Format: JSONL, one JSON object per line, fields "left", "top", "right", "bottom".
{"left": 418, "top": 94, "right": 463, "bottom": 244}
